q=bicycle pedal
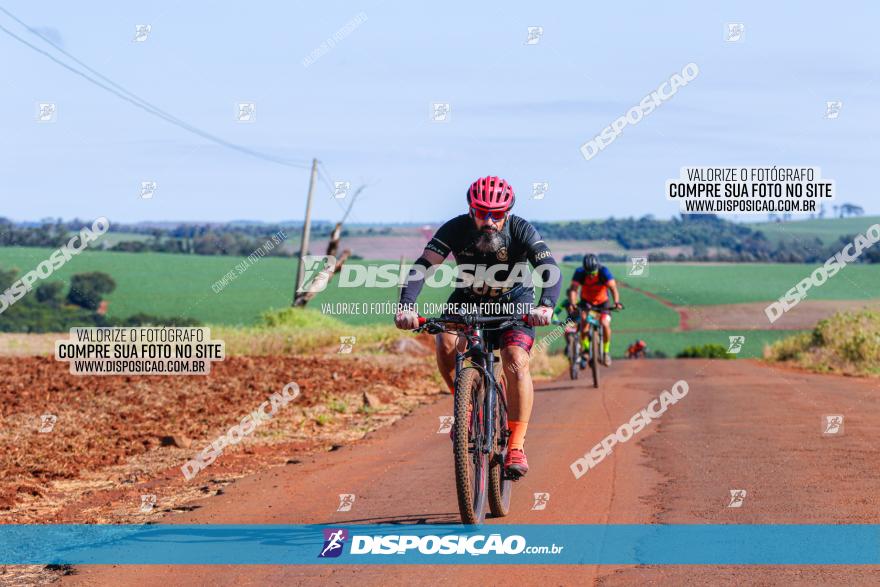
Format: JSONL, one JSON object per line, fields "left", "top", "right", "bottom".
{"left": 503, "top": 469, "right": 524, "bottom": 481}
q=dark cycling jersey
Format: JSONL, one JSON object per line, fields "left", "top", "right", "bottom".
{"left": 400, "top": 214, "right": 561, "bottom": 308}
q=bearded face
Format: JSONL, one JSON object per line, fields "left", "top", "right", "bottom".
{"left": 474, "top": 224, "right": 504, "bottom": 253}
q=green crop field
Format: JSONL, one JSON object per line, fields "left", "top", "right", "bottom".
{"left": 0, "top": 250, "right": 681, "bottom": 328}
{"left": 555, "top": 263, "right": 678, "bottom": 329}
{"left": 0, "top": 247, "right": 295, "bottom": 326}
{"left": 1, "top": 248, "right": 871, "bottom": 359}
{"left": 538, "top": 328, "right": 802, "bottom": 359}
{"left": 611, "top": 329, "right": 802, "bottom": 359}
{"left": 610, "top": 263, "right": 879, "bottom": 306}
{"left": 748, "top": 216, "right": 880, "bottom": 245}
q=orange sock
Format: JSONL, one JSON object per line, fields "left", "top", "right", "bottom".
{"left": 508, "top": 420, "right": 528, "bottom": 450}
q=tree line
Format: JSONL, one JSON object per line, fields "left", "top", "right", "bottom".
{"left": 0, "top": 268, "right": 199, "bottom": 332}
{"left": 544, "top": 215, "right": 879, "bottom": 264}
{"left": 1, "top": 215, "right": 876, "bottom": 263}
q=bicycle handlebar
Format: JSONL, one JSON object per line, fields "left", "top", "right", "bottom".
{"left": 567, "top": 302, "right": 624, "bottom": 311}
{"left": 415, "top": 314, "right": 531, "bottom": 331}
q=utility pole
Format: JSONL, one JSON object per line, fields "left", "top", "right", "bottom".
{"left": 293, "top": 158, "right": 319, "bottom": 304}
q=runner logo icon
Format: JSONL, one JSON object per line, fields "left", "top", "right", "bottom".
{"left": 140, "top": 494, "right": 157, "bottom": 513}
{"left": 531, "top": 181, "right": 549, "bottom": 199}
{"left": 38, "top": 414, "right": 58, "bottom": 433}
{"left": 629, "top": 257, "right": 648, "bottom": 276}
{"left": 337, "top": 494, "right": 355, "bottom": 512}
{"left": 531, "top": 492, "right": 550, "bottom": 511}
{"left": 824, "top": 100, "right": 842, "bottom": 120}
{"left": 333, "top": 181, "right": 351, "bottom": 199}
{"left": 727, "top": 336, "right": 745, "bottom": 354}
{"left": 437, "top": 416, "right": 454, "bottom": 434}
{"left": 727, "top": 489, "right": 747, "bottom": 508}
{"left": 319, "top": 528, "right": 348, "bottom": 558}
{"left": 297, "top": 255, "right": 337, "bottom": 293}
{"left": 823, "top": 414, "right": 844, "bottom": 436}
{"left": 338, "top": 336, "right": 356, "bottom": 354}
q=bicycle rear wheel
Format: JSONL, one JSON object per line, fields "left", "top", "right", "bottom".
{"left": 567, "top": 333, "right": 579, "bottom": 380}
{"left": 488, "top": 364, "right": 511, "bottom": 517}
{"left": 453, "top": 367, "right": 488, "bottom": 524}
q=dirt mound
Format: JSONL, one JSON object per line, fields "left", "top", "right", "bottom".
{"left": 0, "top": 353, "right": 439, "bottom": 521}
{"left": 385, "top": 335, "right": 435, "bottom": 355}
{"left": 766, "top": 308, "right": 880, "bottom": 376}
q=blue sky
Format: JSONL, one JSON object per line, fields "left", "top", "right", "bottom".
{"left": 1, "top": 1, "right": 877, "bottom": 224}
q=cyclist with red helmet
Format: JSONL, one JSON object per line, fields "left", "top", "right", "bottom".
{"left": 395, "top": 176, "right": 562, "bottom": 478}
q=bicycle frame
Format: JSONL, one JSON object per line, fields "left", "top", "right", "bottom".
{"left": 453, "top": 326, "right": 507, "bottom": 459}
{"left": 585, "top": 310, "right": 602, "bottom": 355}
{"left": 418, "top": 314, "right": 525, "bottom": 469}
{"left": 577, "top": 305, "right": 609, "bottom": 357}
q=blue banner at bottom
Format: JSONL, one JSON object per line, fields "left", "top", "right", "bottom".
{"left": 1, "top": 524, "right": 878, "bottom": 565}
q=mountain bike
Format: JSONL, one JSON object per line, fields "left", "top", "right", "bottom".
{"left": 415, "top": 313, "right": 529, "bottom": 525}
{"left": 554, "top": 309, "right": 582, "bottom": 380}
{"left": 576, "top": 302, "right": 623, "bottom": 388}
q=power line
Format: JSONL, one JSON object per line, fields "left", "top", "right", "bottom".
{"left": 1, "top": 7, "right": 367, "bottom": 229}
{"left": 0, "top": 8, "right": 311, "bottom": 170}
{"left": 316, "top": 161, "right": 366, "bottom": 224}
{"left": 317, "top": 162, "right": 344, "bottom": 204}
{"left": 316, "top": 163, "right": 337, "bottom": 196}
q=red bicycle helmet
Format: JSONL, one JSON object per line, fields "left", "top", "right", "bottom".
{"left": 467, "top": 176, "right": 515, "bottom": 211}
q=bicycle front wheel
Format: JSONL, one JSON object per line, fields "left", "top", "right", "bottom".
{"left": 591, "top": 327, "right": 600, "bottom": 388}
{"left": 453, "top": 367, "right": 488, "bottom": 524}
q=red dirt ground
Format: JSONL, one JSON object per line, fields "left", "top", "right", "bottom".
{"left": 55, "top": 358, "right": 880, "bottom": 586}
{"left": 0, "top": 351, "right": 439, "bottom": 523}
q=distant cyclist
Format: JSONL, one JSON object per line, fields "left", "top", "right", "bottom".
{"left": 627, "top": 339, "right": 647, "bottom": 359}
{"left": 394, "top": 176, "right": 562, "bottom": 478}
{"left": 568, "top": 253, "right": 622, "bottom": 367}
{"left": 554, "top": 296, "right": 577, "bottom": 318}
